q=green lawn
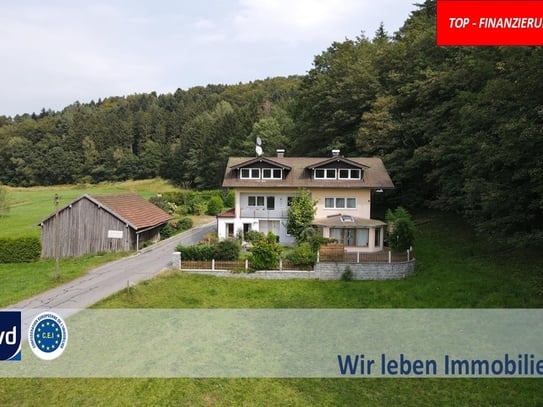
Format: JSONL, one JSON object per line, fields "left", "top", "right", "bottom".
{"left": 1, "top": 212, "right": 542, "bottom": 406}
{"left": 0, "top": 178, "right": 177, "bottom": 239}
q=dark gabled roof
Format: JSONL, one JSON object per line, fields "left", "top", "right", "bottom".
{"left": 230, "top": 156, "right": 292, "bottom": 170}
{"left": 39, "top": 193, "right": 172, "bottom": 231}
{"left": 222, "top": 156, "right": 394, "bottom": 189}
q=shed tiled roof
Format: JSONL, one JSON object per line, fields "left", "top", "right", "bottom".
{"left": 89, "top": 193, "right": 172, "bottom": 230}
{"left": 222, "top": 156, "right": 394, "bottom": 189}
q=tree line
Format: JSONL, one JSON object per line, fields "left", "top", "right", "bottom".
{"left": 1, "top": 0, "right": 541, "bottom": 246}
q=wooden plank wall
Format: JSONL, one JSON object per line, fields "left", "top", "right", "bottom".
{"left": 40, "top": 197, "right": 136, "bottom": 258}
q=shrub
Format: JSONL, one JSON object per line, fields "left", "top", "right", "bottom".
{"left": 161, "top": 217, "right": 193, "bottom": 239}
{"left": 222, "top": 189, "right": 235, "bottom": 208}
{"left": 148, "top": 195, "right": 169, "bottom": 211}
{"left": 386, "top": 207, "right": 416, "bottom": 252}
{"left": 244, "top": 230, "right": 264, "bottom": 243}
{"left": 175, "top": 244, "right": 215, "bottom": 261}
{"left": 192, "top": 200, "right": 207, "bottom": 216}
{"left": 176, "top": 239, "right": 241, "bottom": 261}
{"left": 250, "top": 232, "right": 282, "bottom": 270}
{"left": 0, "top": 237, "right": 41, "bottom": 263}
{"left": 206, "top": 196, "right": 223, "bottom": 216}
{"left": 213, "top": 239, "right": 241, "bottom": 261}
{"left": 178, "top": 217, "right": 193, "bottom": 231}
{"left": 285, "top": 242, "right": 317, "bottom": 268}
{"left": 341, "top": 266, "right": 354, "bottom": 281}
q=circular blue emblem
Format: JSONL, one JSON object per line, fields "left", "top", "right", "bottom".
{"left": 28, "top": 312, "right": 68, "bottom": 360}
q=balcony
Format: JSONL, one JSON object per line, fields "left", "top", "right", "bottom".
{"left": 240, "top": 208, "right": 289, "bottom": 219}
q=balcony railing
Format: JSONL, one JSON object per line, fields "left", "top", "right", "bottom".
{"left": 240, "top": 208, "right": 289, "bottom": 219}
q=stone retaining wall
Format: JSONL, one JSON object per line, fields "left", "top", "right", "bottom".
{"left": 181, "top": 260, "right": 415, "bottom": 280}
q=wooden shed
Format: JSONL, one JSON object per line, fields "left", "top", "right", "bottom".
{"left": 38, "top": 193, "right": 172, "bottom": 258}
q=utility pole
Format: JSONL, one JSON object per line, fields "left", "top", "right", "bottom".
{"left": 54, "top": 193, "right": 60, "bottom": 280}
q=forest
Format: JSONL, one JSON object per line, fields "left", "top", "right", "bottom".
{"left": 0, "top": 0, "right": 541, "bottom": 247}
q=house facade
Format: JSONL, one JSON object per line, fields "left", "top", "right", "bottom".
{"left": 39, "top": 193, "right": 172, "bottom": 258}
{"left": 218, "top": 150, "right": 394, "bottom": 253}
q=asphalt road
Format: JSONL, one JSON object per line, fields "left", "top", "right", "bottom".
{"left": 3, "top": 222, "right": 215, "bottom": 328}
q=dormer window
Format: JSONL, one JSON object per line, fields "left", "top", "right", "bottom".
{"left": 314, "top": 169, "right": 337, "bottom": 179}
{"left": 338, "top": 168, "right": 361, "bottom": 179}
{"left": 241, "top": 168, "right": 261, "bottom": 179}
{"left": 314, "top": 168, "right": 361, "bottom": 180}
{"left": 240, "top": 167, "right": 283, "bottom": 180}
{"left": 262, "top": 168, "right": 283, "bottom": 179}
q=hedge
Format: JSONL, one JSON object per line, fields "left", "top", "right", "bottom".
{"left": 176, "top": 239, "right": 241, "bottom": 261}
{"left": 0, "top": 237, "right": 41, "bottom": 263}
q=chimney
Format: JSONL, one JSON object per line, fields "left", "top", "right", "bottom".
{"left": 332, "top": 149, "right": 340, "bottom": 157}
{"left": 276, "top": 149, "right": 285, "bottom": 158}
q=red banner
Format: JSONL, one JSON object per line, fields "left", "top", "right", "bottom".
{"left": 437, "top": 0, "right": 543, "bottom": 45}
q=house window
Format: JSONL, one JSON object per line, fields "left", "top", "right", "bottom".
{"left": 266, "top": 196, "right": 275, "bottom": 210}
{"left": 357, "top": 228, "right": 369, "bottom": 246}
{"left": 331, "top": 228, "right": 369, "bottom": 246}
{"left": 241, "top": 168, "right": 261, "bottom": 179}
{"left": 324, "top": 197, "right": 357, "bottom": 209}
{"left": 338, "top": 169, "right": 362, "bottom": 179}
{"left": 375, "top": 227, "right": 381, "bottom": 247}
{"left": 262, "top": 168, "right": 283, "bottom": 179}
{"left": 287, "top": 196, "right": 295, "bottom": 206}
{"left": 248, "top": 196, "right": 265, "bottom": 206}
{"left": 226, "top": 223, "right": 235, "bottom": 238}
{"left": 314, "top": 168, "right": 337, "bottom": 179}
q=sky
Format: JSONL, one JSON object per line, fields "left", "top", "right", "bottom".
{"left": 0, "top": 1, "right": 418, "bottom": 117}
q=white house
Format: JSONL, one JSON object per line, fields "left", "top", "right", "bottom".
{"left": 217, "top": 149, "right": 394, "bottom": 252}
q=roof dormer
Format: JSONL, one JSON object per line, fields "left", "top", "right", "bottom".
{"left": 230, "top": 157, "right": 291, "bottom": 181}
{"left": 307, "top": 155, "right": 368, "bottom": 181}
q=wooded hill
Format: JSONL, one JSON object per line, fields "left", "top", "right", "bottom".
{"left": 1, "top": 0, "right": 542, "bottom": 247}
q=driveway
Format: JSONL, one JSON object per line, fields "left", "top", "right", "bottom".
{"left": 3, "top": 222, "right": 215, "bottom": 326}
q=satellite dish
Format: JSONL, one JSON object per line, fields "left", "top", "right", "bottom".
{"left": 255, "top": 145, "right": 263, "bottom": 156}
{"left": 256, "top": 137, "right": 262, "bottom": 146}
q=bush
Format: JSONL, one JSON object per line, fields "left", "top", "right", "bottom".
{"left": 176, "top": 239, "right": 241, "bottom": 261}
{"left": 175, "top": 244, "right": 215, "bottom": 261}
{"left": 178, "top": 217, "right": 193, "bottom": 231}
{"left": 250, "top": 232, "right": 282, "bottom": 270}
{"left": 341, "top": 266, "right": 354, "bottom": 281}
{"left": 213, "top": 239, "right": 241, "bottom": 261}
{"left": 160, "top": 217, "right": 193, "bottom": 239}
{"left": 386, "top": 207, "right": 416, "bottom": 252}
{"left": 206, "top": 196, "right": 223, "bottom": 216}
{"left": 244, "top": 230, "right": 264, "bottom": 243}
{"left": 0, "top": 237, "right": 41, "bottom": 263}
{"left": 285, "top": 242, "right": 317, "bottom": 268}
{"left": 222, "top": 189, "right": 235, "bottom": 208}
{"left": 148, "top": 195, "right": 169, "bottom": 211}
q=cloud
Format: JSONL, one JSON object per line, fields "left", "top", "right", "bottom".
{"left": 232, "top": 0, "right": 367, "bottom": 44}
{"left": 0, "top": 1, "right": 417, "bottom": 116}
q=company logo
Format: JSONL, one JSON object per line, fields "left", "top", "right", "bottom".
{"left": 28, "top": 312, "right": 68, "bottom": 360}
{"left": 0, "top": 311, "right": 21, "bottom": 361}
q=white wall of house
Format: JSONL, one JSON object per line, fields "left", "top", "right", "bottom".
{"left": 218, "top": 187, "right": 373, "bottom": 246}
{"left": 218, "top": 188, "right": 299, "bottom": 244}
{"left": 311, "top": 188, "right": 371, "bottom": 219}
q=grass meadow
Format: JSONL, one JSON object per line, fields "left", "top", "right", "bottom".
{"left": 0, "top": 178, "right": 177, "bottom": 239}
{"left": 0, "top": 210, "right": 541, "bottom": 405}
